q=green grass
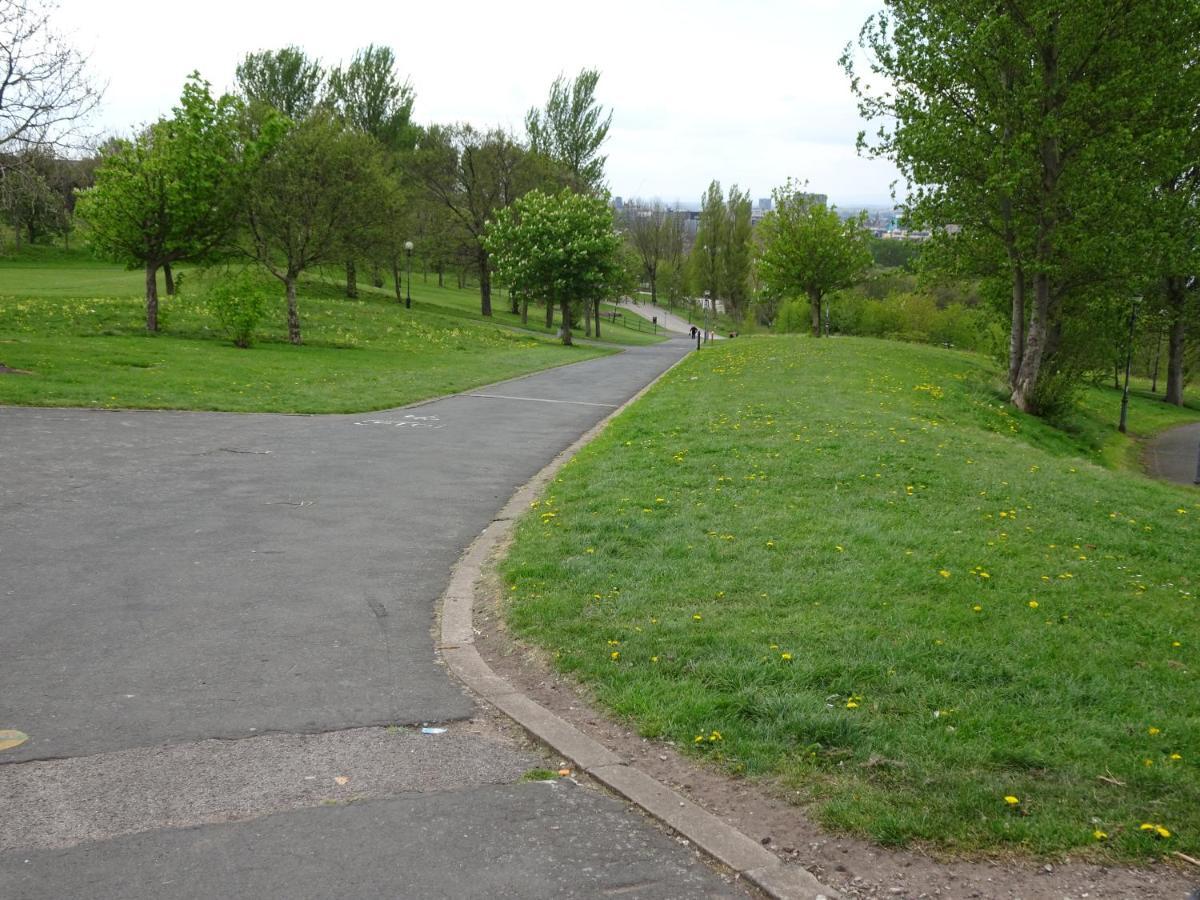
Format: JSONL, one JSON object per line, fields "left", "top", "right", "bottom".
{"left": 501, "top": 335, "right": 1200, "bottom": 859}
{"left": 0, "top": 256, "right": 612, "bottom": 412}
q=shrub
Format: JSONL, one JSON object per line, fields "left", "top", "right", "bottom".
{"left": 204, "top": 269, "right": 272, "bottom": 348}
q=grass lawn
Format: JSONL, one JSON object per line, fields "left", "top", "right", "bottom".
{"left": 501, "top": 335, "right": 1200, "bottom": 859}
{"left": 0, "top": 255, "right": 612, "bottom": 413}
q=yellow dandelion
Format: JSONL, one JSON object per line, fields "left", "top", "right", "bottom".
{"left": 692, "top": 613, "right": 702, "bottom": 622}
{"left": 1028, "top": 600, "right": 1039, "bottom": 609}
{"left": 972, "top": 604, "right": 983, "bottom": 613}
{"left": 939, "top": 569, "right": 951, "bottom": 578}
{"left": 610, "top": 651, "right": 620, "bottom": 661}
{"left": 1004, "top": 795, "right": 1019, "bottom": 806}
{"left": 1093, "top": 830, "right": 1108, "bottom": 840}
{"left": 781, "top": 652, "right": 793, "bottom": 661}
{"left": 1148, "top": 727, "right": 1161, "bottom": 736}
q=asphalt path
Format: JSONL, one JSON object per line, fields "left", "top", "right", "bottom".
{"left": 1143, "top": 420, "right": 1200, "bottom": 486}
{"left": 0, "top": 336, "right": 748, "bottom": 898}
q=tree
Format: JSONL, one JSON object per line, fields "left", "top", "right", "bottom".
{"left": 407, "top": 123, "right": 536, "bottom": 317}
{"left": 328, "top": 45, "right": 416, "bottom": 153}
{"left": 76, "top": 75, "right": 246, "bottom": 332}
{"left": 1, "top": 0, "right": 101, "bottom": 158}
{"left": 719, "top": 185, "right": 753, "bottom": 318}
{"left": 327, "top": 44, "right": 416, "bottom": 299}
{"left": 844, "top": 0, "right": 1192, "bottom": 413}
{"left": 486, "top": 188, "right": 623, "bottom": 345}
{"left": 0, "top": 152, "right": 67, "bottom": 245}
{"left": 235, "top": 46, "right": 325, "bottom": 122}
{"left": 242, "top": 111, "right": 388, "bottom": 344}
{"left": 757, "top": 180, "right": 872, "bottom": 337}
{"left": 689, "top": 180, "right": 724, "bottom": 306}
{"left": 622, "top": 200, "right": 681, "bottom": 305}
{"left": 525, "top": 68, "right": 612, "bottom": 194}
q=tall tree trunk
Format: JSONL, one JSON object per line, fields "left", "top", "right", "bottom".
{"left": 164, "top": 262, "right": 175, "bottom": 296}
{"left": 545, "top": 297, "right": 554, "bottom": 328}
{"left": 650, "top": 270, "right": 657, "bottom": 305}
{"left": 145, "top": 261, "right": 160, "bottom": 333}
{"left": 371, "top": 264, "right": 384, "bottom": 289}
{"left": 285, "top": 275, "right": 301, "bottom": 345}
{"left": 1011, "top": 274, "right": 1051, "bottom": 412}
{"left": 1008, "top": 263, "right": 1026, "bottom": 389}
{"left": 594, "top": 298, "right": 601, "bottom": 339}
{"left": 559, "top": 294, "right": 572, "bottom": 345}
{"left": 345, "top": 260, "right": 358, "bottom": 299}
{"left": 1165, "top": 276, "right": 1187, "bottom": 406}
{"left": 584, "top": 297, "right": 592, "bottom": 337}
{"left": 521, "top": 296, "right": 528, "bottom": 325}
{"left": 392, "top": 258, "right": 402, "bottom": 302}
{"left": 478, "top": 249, "right": 492, "bottom": 316}
{"left": 509, "top": 289, "right": 518, "bottom": 316}
{"left": 808, "top": 290, "right": 822, "bottom": 338}
{"left": 437, "top": 266, "right": 444, "bottom": 288}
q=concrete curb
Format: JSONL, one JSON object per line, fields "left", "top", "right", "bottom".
{"left": 436, "top": 347, "right": 839, "bottom": 900}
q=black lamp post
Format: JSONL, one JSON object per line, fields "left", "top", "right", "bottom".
{"left": 404, "top": 240, "right": 413, "bottom": 309}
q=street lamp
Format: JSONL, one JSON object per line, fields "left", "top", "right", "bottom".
{"left": 404, "top": 240, "right": 413, "bottom": 309}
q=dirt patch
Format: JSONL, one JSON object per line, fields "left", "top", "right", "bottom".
{"left": 473, "top": 556, "right": 1198, "bottom": 900}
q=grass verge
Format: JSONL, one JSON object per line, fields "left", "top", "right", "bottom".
{"left": 0, "top": 257, "right": 611, "bottom": 412}
{"left": 501, "top": 335, "right": 1199, "bottom": 859}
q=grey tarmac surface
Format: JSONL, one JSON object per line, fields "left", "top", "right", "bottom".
{"left": 1143, "top": 420, "right": 1200, "bottom": 486}
{"left": 3, "top": 781, "right": 743, "bottom": 900}
{"left": 1, "top": 336, "right": 750, "bottom": 897}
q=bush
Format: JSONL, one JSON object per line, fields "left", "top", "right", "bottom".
{"left": 776, "top": 298, "right": 811, "bottom": 334}
{"left": 204, "top": 269, "right": 272, "bottom": 348}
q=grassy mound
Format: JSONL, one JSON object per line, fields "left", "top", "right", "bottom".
{"left": 502, "top": 335, "right": 1199, "bottom": 858}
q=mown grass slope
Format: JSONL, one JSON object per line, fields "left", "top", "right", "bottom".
{"left": 502, "top": 335, "right": 1199, "bottom": 858}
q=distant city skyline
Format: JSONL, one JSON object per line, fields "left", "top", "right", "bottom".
{"left": 55, "top": 0, "right": 905, "bottom": 208}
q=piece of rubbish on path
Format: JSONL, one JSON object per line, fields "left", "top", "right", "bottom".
{"left": 0, "top": 730, "right": 29, "bottom": 752}
{"left": 421, "top": 727, "right": 447, "bottom": 734}
{"left": 334, "top": 776, "right": 349, "bottom": 786}
{"left": 558, "top": 768, "right": 571, "bottom": 777}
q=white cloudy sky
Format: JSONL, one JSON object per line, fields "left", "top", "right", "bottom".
{"left": 55, "top": 0, "right": 902, "bottom": 207}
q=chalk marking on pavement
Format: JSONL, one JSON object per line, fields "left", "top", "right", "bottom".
{"left": 466, "top": 393, "right": 619, "bottom": 409}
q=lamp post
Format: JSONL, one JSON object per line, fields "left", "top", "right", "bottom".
{"left": 703, "top": 290, "right": 712, "bottom": 344}
{"left": 404, "top": 240, "right": 413, "bottom": 309}
{"left": 1118, "top": 295, "right": 1139, "bottom": 434}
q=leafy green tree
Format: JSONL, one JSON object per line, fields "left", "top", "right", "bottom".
{"left": 844, "top": 0, "right": 1192, "bottom": 413}
{"left": 525, "top": 68, "right": 612, "bottom": 194}
{"left": 407, "top": 123, "right": 537, "bottom": 317}
{"left": 242, "top": 111, "right": 389, "bottom": 344}
{"left": 328, "top": 45, "right": 415, "bottom": 152}
{"left": 327, "top": 44, "right": 416, "bottom": 299}
{"left": 719, "top": 185, "right": 753, "bottom": 318}
{"left": 689, "top": 180, "right": 724, "bottom": 304}
{"left": 757, "top": 180, "right": 872, "bottom": 337}
{"left": 76, "top": 74, "right": 246, "bottom": 332}
{"left": 486, "top": 188, "right": 623, "bottom": 345}
{"left": 235, "top": 46, "right": 325, "bottom": 121}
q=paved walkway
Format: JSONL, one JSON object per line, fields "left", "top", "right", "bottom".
{"left": 617, "top": 299, "right": 725, "bottom": 339}
{"left": 1143, "top": 421, "right": 1200, "bottom": 486}
{"left": 0, "top": 337, "right": 748, "bottom": 898}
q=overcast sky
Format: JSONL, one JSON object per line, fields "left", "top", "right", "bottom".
{"left": 56, "top": 0, "right": 902, "bottom": 208}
